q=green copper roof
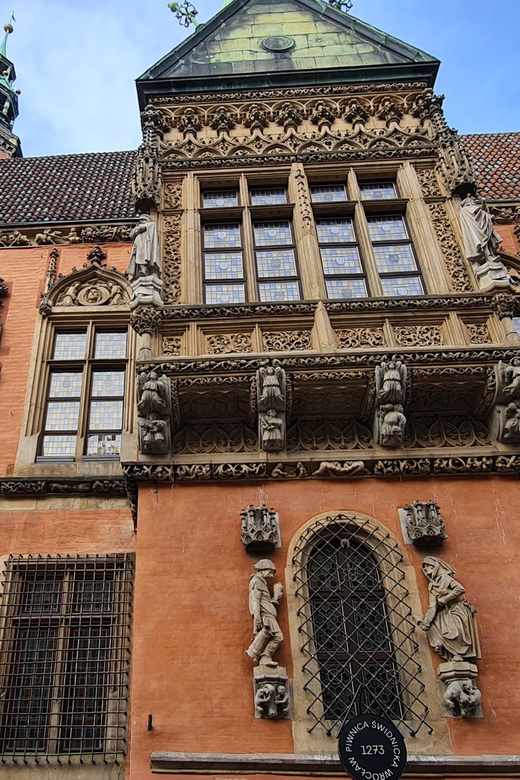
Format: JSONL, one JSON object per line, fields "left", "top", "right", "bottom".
{"left": 137, "top": 0, "right": 439, "bottom": 103}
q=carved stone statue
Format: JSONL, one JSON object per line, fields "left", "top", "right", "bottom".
{"left": 259, "top": 409, "right": 284, "bottom": 452}
{"left": 314, "top": 460, "right": 369, "bottom": 477}
{"left": 402, "top": 500, "right": 448, "bottom": 547}
{"left": 254, "top": 682, "right": 289, "bottom": 720}
{"left": 376, "top": 360, "right": 406, "bottom": 405}
{"left": 240, "top": 505, "right": 280, "bottom": 552}
{"left": 503, "top": 400, "right": 520, "bottom": 442}
{"left": 258, "top": 365, "right": 285, "bottom": 409}
{"left": 137, "top": 371, "right": 173, "bottom": 456}
{"left": 246, "top": 559, "right": 283, "bottom": 668}
{"left": 460, "top": 195, "right": 512, "bottom": 292}
{"left": 380, "top": 404, "right": 406, "bottom": 447}
{"left": 416, "top": 556, "right": 482, "bottom": 719}
{"left": 501, "top": 357, "right": 520, "bottom": 399}
{"left": 416, "top": 556, "right": 480, "bottom": 661}
{"left": 127, "top": 215, "right": 162, "bottom": 281}
{"left": 460, "top": 195, "right": 502, "bottom": 264}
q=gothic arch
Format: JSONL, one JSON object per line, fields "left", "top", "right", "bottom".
{"left": 45, "top": 264, "right": 131, "bottom": 312}
{"left": 285, "top": 511, "right": 447, "bottom": 754}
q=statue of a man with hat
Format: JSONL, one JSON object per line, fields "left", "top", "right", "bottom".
{"left": 246, "top": 559, "right": 284, "bottom": 668}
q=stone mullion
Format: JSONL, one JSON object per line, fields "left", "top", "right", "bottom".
{"left": 183, "top": 173, "right": 202, "bottom": 304}
{"left": 397, "top": 163, "right": 451, "bottom": 295}
{"left": 348, "top": 169, "right": 383, "bottom": 297}
{"left": 288, "top": 163, "right": 326, "bottom": 300}
{"left": 239, "top": 174, "right": 258, "bottom": 303}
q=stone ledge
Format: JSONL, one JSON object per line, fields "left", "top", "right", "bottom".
{"left": 150, "top": 751, "right": 520, "bottom": 776}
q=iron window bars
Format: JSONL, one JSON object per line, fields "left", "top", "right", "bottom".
{"left": 0, "top": 554, "right": 134, "bottom": 764}
{"left": 292, "top": 515, "right": 430, "bottom": 737}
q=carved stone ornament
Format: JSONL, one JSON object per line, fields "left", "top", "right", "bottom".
{"left": 257, "top": 363, "right": 287, "bottom": 452}
{"left": 401, "top": 500, "right": 448, "bottom": 547}
{"left": 246, "top": 559, "right": 284, "bottom": 668}
{"left": 415, "top": 556, "right": 482, "bottom": 719}
{"left": 43, "top": 262, "right": 130, "bottom": 315}
{"left": 254, "top": 667, "right": 290, "bottom": 720}
{"left": 374, "top": 360, "right": 407, "bottom": 447}
{"left": 460, "top": 196, "right": 513, "bottom": 293}
{"left": 240, "top": 505, "right": 280, "bottom": 552}
{"left": 137, "top": 370, "right": 174, "bottom": 455}
{"left": 490, "top": 358, "right": 520, "bottom": 442}
{"left": 496, "top": 357, "right": 520, "bottom": 401}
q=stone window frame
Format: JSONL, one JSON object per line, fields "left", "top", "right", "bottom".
{"left": 176, "top": 161, "right": 452, "bottom": 305}
{"left": 0, "top": 553, "right": 134, "bottom": 764}
{"left": 285, "top": 511, "right": 448, "bottom": 755}
{"left": 16, "top": 309, "right": 138, "bottom": 474}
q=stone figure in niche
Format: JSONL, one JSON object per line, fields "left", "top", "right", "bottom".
{"left": 107, "top": 281, "right": 126, "bottom": 305}
{"left": 127, "top": 214, "right": 162, "bottom": 281}
{"left": 137, "top": 371, "right": 168, "bottom": 416}
{"left": 246, "top": 559, "right": 283, "bottom": 668}
{"left": 415, "top": 556, "right": 481, "bottom": 661}
{"left": 258, "top": 365, "right": 285, "bottom": 409}
{"left": 260, "top": 409, "right": 284, "bottom": 451}
{"left": 502, "top": 357, "right": 520, "bottom": 398}
{"left": 460, "top": 195, "right": 502, "bottom": 264}
{"left": 380, "top": 404, "right": 406, "bottom": 447}
{"left": 376, "top": 360, "right": 406, "bottom": 405}
{"left": 139, "top": 413, "right": 170, "bottom": 455}
{"left": 504, "top": 400, "right": 520, "bottom": 441}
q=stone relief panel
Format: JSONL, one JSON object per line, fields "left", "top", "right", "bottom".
{"left": 206, "top": 332, "right": 253, "bottom": 354}
{"left": 393, "top": 326, "right": 444, "bottom": 348}
{"left": 335, "top": 327, "right": 385, "bottom": 349}
{"left": 163, "top": 214, "right": 182, "bottom": 305}
{"left": 399, "top": 500, "right": 448, "bottom": 547}
{"left": 428, "top": 202, "right": 473, "bottom": 293}
{"left": 263, "top": 331, "right": 312, "bottom": 352}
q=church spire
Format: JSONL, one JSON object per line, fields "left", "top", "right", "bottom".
{"left": 0, "top": 18, "right": 22, "bottom": 158}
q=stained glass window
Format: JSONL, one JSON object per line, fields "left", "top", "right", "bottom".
{"left": 253, "top": 222, "right": 293, "bottom": 247}
{"left": 250, "top": 188, "right": 287, "bottom": 206}
{"left": 367, "top": 216, "right": 408, "bottom": 242}
{"left": 256, "top": 250, "right": 297, "bottom": 278}
{"left": 203, "top": 224, "right": 241, "bottom": 249}
{"left": 259, "top": 282, "right": 300, "bottom": 302}
{"left": 310, "top": 184, "right": 348, "bottom": 203}
{"left": 203, "top": 223, "right": 246, "bottom": 303}
{"left": 202, "top": 191, "right": 238, "bottom": 208}
{"left": 366, "top": 216, "right": 424, "bottom": 298}
{"left": 253, "top": 220, "right": 301, "bottom": 302}
{"left": 326, "top": 278, "right": 368, "bottom": 299}
{"left": 381, "top": 277, "right": 424, "bottom": 297}
{"left": 53, "top": 332, "right": 87, "bottom": 360}
{"left": 317, "top": 218, "right": 367, "bottom": 301}
{"left": 94, "top": 332, "right": 127, "bottom": 359}
{"left": 316, "top": 218, "right": 356, "bottom": 244}
{"left": 360, "top": 182, "right": 398, "bottom": 200}
{"left": 204, "top": 253, "right": 244, "bottom": 280}
{"left": 205, "top": 284, "right": 246, "bottom": 304}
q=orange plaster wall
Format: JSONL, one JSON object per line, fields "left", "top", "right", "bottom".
{"left": 0, "top": 507, "right": 135, "bottom": 555}
{"left": 0, "top": 242, "right": 131, "bottom": 474}
{"left": 500, "top": 223, "right": 519, "bottom": 256}
{"left": 129, "top": 476, "right": 520, "bottom": 778}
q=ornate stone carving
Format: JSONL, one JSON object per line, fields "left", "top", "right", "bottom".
{"left": 0, "top": 477, "right": 125, "bottom": 497}
{"left": 437, "top": 126, "right": 477, "bottom": 195}
{"left": 34, "top": 228, "right": 68, "bottom": 246}
{"left": 465, "top": 323, "right": 490, "bottom": 344}
{"left": 343, "top": 98, "right": 369, "bottom": 125}
{"left": 287, "top": 418, "right": 372, "bottom": 451}
{"left": 130, "top": 306, "right": 164, "bottom": 335}
{"left": 163, "top": 335, "right": 182, "bottom": 355}
{"left": 497, "top": 357, "right": 520, "bottom": 400}
{"left": 0, "top": 229, "right": 31, "bottom": 247}
{"left": 374, "top": 360, "right": 407, "bottom": 448}
{"left": 500, "top": 401, "right": 520, "bottom": 443}
{"left": 176, "top": 107, "right": 202, "bottom": 137}
{"left": 263, "top": 330, "right": 311, "bottom": 352}
{"left": 293, "top": 165, "right": 313, "bottom": 230}
{"left": 309, "top": 100, "right": 336, "bottom": 129}
{"left": 276, "top": 102, "right": 303, "bottom": 131}
{"left": 137, "top": 370, "right": 173, "bottom": 455}
{"left": 415, "top": 167, "right": 442, "bottom": 198}
{"left": 210, "top": 105, "right": 237, "bottom": 132}
{"left": 401, "top": 500, "right": 448, "bottom": 546}
{"left": 270, "top": 461, "right": 308, "bottom": 478}
{"left": 394, "top": 325, "right": 443, "bottom": 347}
{"left": 375, "top": 96, "right": 403, "bottom": 125}
{"left": 489, "top": 204, "right": 520, "bottom": 224}
{"left": 246, "top": 559, "right": 284, "bottom": 668}
{"left": 240, "top": 505, "right": 280, "bottom": 552}
{"left": 206, "top": 332, "right": 253, "bottom": 354}
{"left": 460, "top": 195, "right": 512, "bottom": 292}
{"left": 243, "top": 103, "right": 269, "bottom": 131}
{"left": 416, "top": 556, "right": 482, "bottom": 720}
{"left": 56, "top": 277, "right": 128, "bottom": 307}
{"left": 428, "top": 202, "right": 473, "bottom": 292}
{"left": 491, "top": 292, "right": 517, "bottom": 320}
{"left": 314, "top": 460, "right": 369, "bottom": 477}
{"left": 163, "top": 214, "right": 182, "bottom": 305}
{"left": 254, "top": 672, "right": 290, "bottom": 720}
{"left": 164, "top": 180, "right": 183, "bottom": 210}
{"left": 257, "top": 364, "right": 287, "bottom": 452}
{"left": 336, "top": 328, "right": 385, "bottom": 349}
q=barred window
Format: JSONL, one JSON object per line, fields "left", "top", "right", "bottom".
{"left": 292, "top": 515, "right": 429, "bottom": 736}
{"left": 39, "top": 327, "right": 128, "bottom": 461}
{"left": 0, "top": 554, "right": 134, "bottom": 763}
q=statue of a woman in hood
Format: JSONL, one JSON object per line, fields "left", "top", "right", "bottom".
{"left": 127, "top": 214, "right": 162, "bottom": 281}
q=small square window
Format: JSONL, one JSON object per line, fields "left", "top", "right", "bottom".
{"left": 360, "top": 182, "right": 398, "bottom": 200}
{"left": 205, "top": 284, "right": 246, "bottom": 304}
{"left": 250, "top": 188, "right": 287, "bottom": 206}
{"left": 202, "top": 191, "right": 238, "bottom": 208}
{"left": 310, "top": 184, "right": 348, "bottom": 203}
{"left": 254, "top": 222, "right": 293, "bottom": 247}
{"left": 367, "top": 216, "right": 408, "bottom": 242}
{"left": 94, "top": 331, "right": 127, "bottom": 359}
{"left": 259, "top": 281, "right": 301, "bottom": 302}
{"left": 203, "top": 224, "right": 241, "bottom": 249}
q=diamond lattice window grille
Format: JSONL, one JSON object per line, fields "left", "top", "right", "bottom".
{"left": 292, "top": 515, "right": 431, "bottom": 736}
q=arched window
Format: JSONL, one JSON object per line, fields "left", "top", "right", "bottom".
{"left": 292, "top": 514, "right": 430, "bottom": 736}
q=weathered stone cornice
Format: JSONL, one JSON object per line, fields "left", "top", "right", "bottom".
{"left": 0, "top": 477, "right": 127, "bottom": 497}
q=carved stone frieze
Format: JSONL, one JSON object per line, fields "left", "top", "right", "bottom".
{"left": 393, "top": 326, "right": 443, "bottom": 347}
{"left": 243, "top": 103, "right": 269, "bottom": 131}
{"left": 240, "top": 505, "right": 280, "bottom": 552}
{"left": 163, "top": 335, "right": 182, "bottom": 356}
{"left": 489, "top": 203, "right": 520, "bottom": 224}
{"left": 490, "top": 293, "right": 518, "bottom": 320}
{"left": 130, "top": 306, "right": 164, "bottom": 335}
{"left": 164, "top": 180, "right": 183, "bottom": 210}
{"left": 314, "top": 460, "right": 369, "bottom": 476}
{"left": 175, "top": 107, "right": 203, "bottom": 137}
{"left": 276, "top": 102, "right": 303, "bottom": 131}
{"left": 0, "top": 223, "right": 134, "bottom": 248}
{"left": 163, "top": 214, "right": 182, "bottom": 305}
{"left": 401, "top": 500, "right": 448, "bottom": 546}
{"left": 415, "top": 167, "right": 442, "bottom": 198}
{"left": 466, "top": 323, "right": 491, "bottom": 344}
{"left": 0, "top": 478, "right": 126, "bottom": 497}
{"left": 336, "top": 327, "right": 385, "bottom": 349}
{"left": 428, "top": 202, "right": 473, "bottom": 292}
{"left": 405, "top": 415, "right": 490, "bottom": 448}
{"left": 263, "top": 331, "right": 311, "bottom": 352}
{"left": 207, "top": 332, "right": 253, "bottom": 354}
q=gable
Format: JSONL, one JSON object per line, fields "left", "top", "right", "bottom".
{"left": 138, "top": 0, "right": 439, "bottom": 102}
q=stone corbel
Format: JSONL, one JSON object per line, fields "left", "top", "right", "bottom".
{"left": 373, "top": 360, "right": 408, "bottom": 448}
{"left": 254, "top": 666, "right": 290, "bottom": 720}
{"left": 399, "top": 500, "right": 448, "bottom": 547}
{"left": 137, "top": 370, "right": 175, "bottom": 456}
{"left": 489, "top": 357, "right": 520, "bottom": 443}
{"left": 257, "top": 362, "right": 288, "bottom": 453}
{"left": 240, "top": 505, "right": 281, "bottom": 553}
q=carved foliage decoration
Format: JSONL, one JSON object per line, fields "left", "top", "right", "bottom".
{"left": 394, "top": 326, "right": 444, "bottom": 347}
{"left": 164, "top": 180, "right": 183, "bottom": 210}
{"left": 206, "top": 332, "right": 253, "bottom": 355}
{"left": 336, "top": 328, "right": 385, "bottom": 349}
{"left": 415, "top": 167, "right": 442, "bottom": 198}
{"left": 163, "top": 214, "right": 182, "bottom": 304}
{"left": 466, "top": 323, "right": 490, "bottom": 344}
{"left": 263, "top": 331, "right": 311, "bottom": 352}
{"left": 163, "top": 335, "right": 182, "bottom": 356}
{"left": 428, "top": 202, "right": 473, "bottom": 292}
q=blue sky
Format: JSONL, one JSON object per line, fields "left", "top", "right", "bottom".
{"left": 3, "top": 0, "right": 520, "bottom": 158}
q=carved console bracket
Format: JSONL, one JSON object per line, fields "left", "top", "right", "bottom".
{"left": 253, "top": 665, "right": 290, "bottom": 720}
{"left": 489, "top": 357, "right": 520, "bottom": 443}
{"left": 257, "top": 362, "right": 288, "bottom": 452}
{"left": 438, "top": 660, "right": 482, "bottom": 720}
{"left": 240, "top": 505, "right": 280, "bottom": 552}
{"left": 374, "top": 360, "right": 408, "bottom": 447}
{"left": 399, "top": 500, "right": 448, "bottom": 546}
{"left": 137, "top": 370, "right": 176, "bottom": 456}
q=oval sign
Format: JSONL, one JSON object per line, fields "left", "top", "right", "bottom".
{"left": 338, "top": 715, "right": 407, "bottom": 780}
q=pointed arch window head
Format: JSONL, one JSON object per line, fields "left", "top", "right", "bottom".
{"left": 292, "top": 515, "right": 430, "bottom": 737}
